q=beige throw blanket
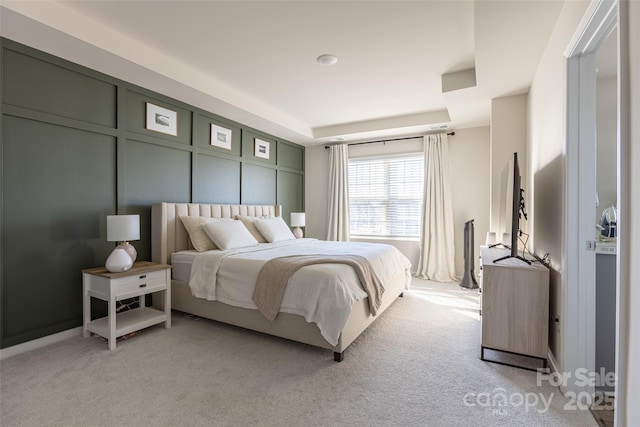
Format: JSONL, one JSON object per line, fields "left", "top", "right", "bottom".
{"left": 253, "top": 254, "right": 385, "bottom": 321}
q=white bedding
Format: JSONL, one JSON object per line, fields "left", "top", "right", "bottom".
{"left": 171, "top": 250, "right": 198, "bottom": 282}
{"left": 184, "top": 238, "right": 411, "bottom": 345}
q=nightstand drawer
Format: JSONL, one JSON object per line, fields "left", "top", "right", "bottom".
{"left": 111, "top": 270, "right": 167, "bottom": 295}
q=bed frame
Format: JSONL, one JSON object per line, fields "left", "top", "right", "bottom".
{"left": 151, "top": 202, "right": 407, "bottom": 361}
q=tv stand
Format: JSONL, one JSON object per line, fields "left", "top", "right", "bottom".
{"left": 493, "top": 253, "right": 532, "bottom": 265}
{"left": 488, "top": 243, "right": 509, "bottom": 249}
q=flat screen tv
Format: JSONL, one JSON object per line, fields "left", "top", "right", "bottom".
{"left": 494, "top": 152, "right": 530, "bottom": 264}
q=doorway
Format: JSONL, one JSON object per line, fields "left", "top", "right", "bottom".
{"left": 592, "top": 25, "right": 618, "bottom": 427}
{"left": 594, "top": 26, "right": 618, "bottom": 395}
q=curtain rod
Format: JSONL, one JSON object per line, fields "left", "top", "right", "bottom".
{"left": 324, "top": 131, "right": 455, "bottom": 149}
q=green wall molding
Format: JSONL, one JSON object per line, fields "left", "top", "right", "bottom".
{"left": 0, "top": 37, "right": 305, "bottom": 348}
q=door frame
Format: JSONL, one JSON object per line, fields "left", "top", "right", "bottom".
{"left": 563, "top": 0, "right": 617, "bottom": 398}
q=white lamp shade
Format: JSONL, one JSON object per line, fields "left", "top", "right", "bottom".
{"left": 501, "top": 232, "right": 511, "bottom": 246}
{"left": 290, "top": 212, "right": 306, "bottom": 227}
{"left": 107, "top": 215, "right": 140, "bottom": 242}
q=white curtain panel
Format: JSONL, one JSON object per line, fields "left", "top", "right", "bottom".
{"left": 416, "top": 133, "right": 457, "bottom": 282}
{"left": 326, "top": 144, "right": 351, "bottom": 241}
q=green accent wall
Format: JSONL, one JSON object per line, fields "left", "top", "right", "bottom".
{"left": 0, "top": 38, "right": 305, "bottom": 349}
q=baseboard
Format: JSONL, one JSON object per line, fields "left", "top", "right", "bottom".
{"left": 547, "top": 349, "right": 560, "bottom": 374}
{"left": 0, "top": 327, "right": 82, "bottom": 360}
{"left": 546, "top": 350, "right": 572, "bottom": 396}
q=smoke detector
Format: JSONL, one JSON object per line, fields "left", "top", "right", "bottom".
{"left": 317, "top": 54, "right": 338, "bottom": 65}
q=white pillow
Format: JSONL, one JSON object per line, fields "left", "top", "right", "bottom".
{"left": 254, "top": 216, "right": 296, "bottom": 243}
{"left": 179, "top": 216, "right": 228, "bottom": 252}
{"left": 203, "top": 220, "right": 259, "bottom": 250}
{"left": 235, "top": 214, "right": 271, "bottom": 243}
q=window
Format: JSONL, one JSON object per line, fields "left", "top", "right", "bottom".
{"left": 348, "top": 154, "right": 424, "bottom": 238}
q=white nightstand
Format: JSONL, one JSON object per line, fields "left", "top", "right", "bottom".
{"left": 82, "top": 261, "right": 171, "bottom": 350}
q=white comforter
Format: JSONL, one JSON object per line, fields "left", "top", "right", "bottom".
{"left": 188, "top": 238, "right": 412, "bottom": 345}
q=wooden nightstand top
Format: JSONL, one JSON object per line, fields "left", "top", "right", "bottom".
{"left": 82, "top": 261, "right": 171, "bottom": 278}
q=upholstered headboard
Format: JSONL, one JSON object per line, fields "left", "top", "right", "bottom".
{"left": 151, "top": 202, "right": 282, "bottom": 265}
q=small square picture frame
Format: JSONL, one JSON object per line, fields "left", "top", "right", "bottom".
{"left": 146, "top": 102, "right": 177, "bottom": 136}
{"left": 210, "top": 124, "right": 232, "bottom": 150}
{"left": 254, "top": 138, "right": 270, "bottom": 159}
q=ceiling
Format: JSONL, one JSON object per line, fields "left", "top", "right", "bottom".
{"left": 0, "top": 1, "right": 566, "bottom": 146}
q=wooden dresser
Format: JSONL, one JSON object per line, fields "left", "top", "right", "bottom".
{"left": 480, "top": 246, "right": 549, "bottom": 370}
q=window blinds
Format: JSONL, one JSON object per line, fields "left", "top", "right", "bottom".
{"left": 348, "top": 154, "right": 424, "bottom": 238}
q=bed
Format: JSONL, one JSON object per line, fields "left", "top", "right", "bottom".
{"left": 151, "top": 202, "right": 411, "bottom": 361}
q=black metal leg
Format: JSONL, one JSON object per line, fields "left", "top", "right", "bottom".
{"left": 334, "top": 351, "right": 344, "bottom": 362}
{"left": 480, "top": 346, "right": 547, "bottom": 372}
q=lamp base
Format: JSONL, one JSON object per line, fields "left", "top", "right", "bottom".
{"left": 105, "top": 248, "right": 134, "bottom": 272}
{"left": 292, "top": 227, "right": 303, "bottom": 239}
{"left": 116, "top": 241, "right": 137, "bottom": 263}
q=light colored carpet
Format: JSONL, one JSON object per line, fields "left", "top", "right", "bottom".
{"left": 1, "top": 278, "right": 597, "bottom": 427}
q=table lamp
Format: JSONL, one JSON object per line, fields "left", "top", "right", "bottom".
{"left": 290, "top": 212, "right": 305, "bottom": 239}
{"left": 105, "top": 214, "right": 140, "bottom": 272}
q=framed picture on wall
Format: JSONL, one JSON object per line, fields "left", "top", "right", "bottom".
{"left": 254, "top": 138, "right": 270, "bottom": 159}
{"left": 146, "top": 102, "right": 177, "bottom": 136}
{"left": 210, "top": 124, "right": 232, "bottom": 150}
